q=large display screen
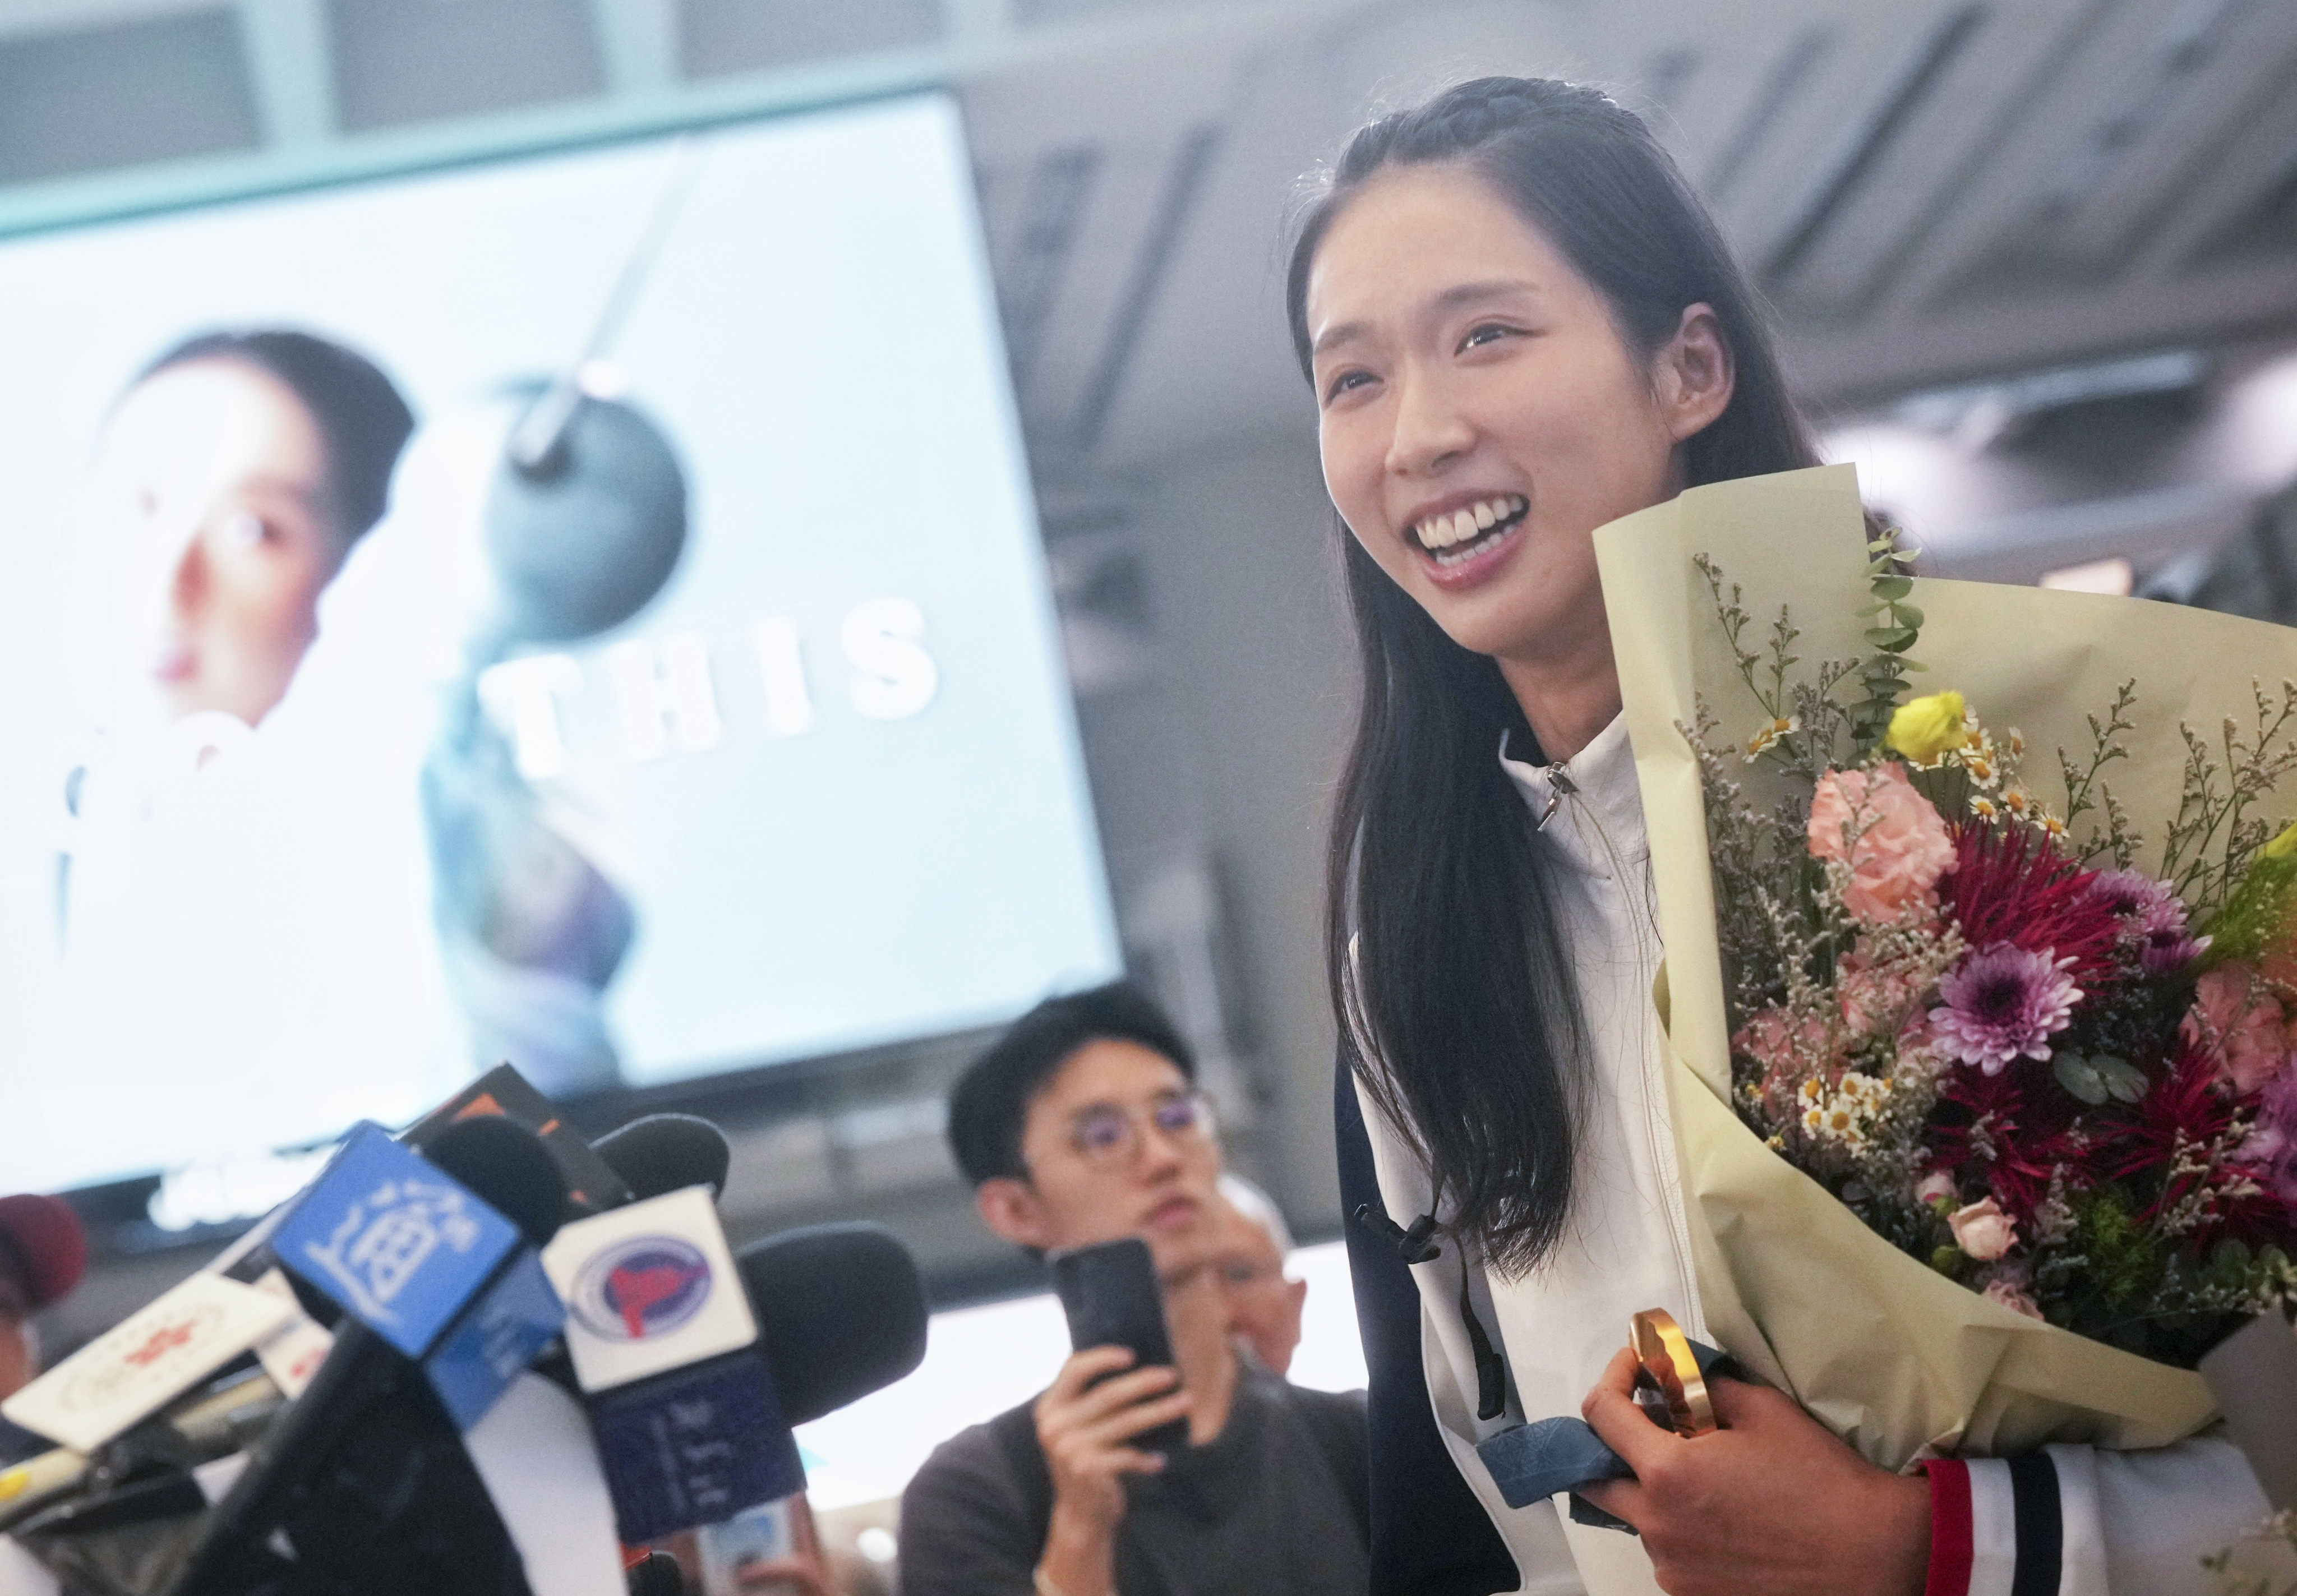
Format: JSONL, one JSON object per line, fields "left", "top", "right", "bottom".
{"left": 0, "top": 95, "right": 1122, "bottom": 1194}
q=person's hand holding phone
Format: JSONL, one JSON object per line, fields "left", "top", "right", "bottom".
{"left": 1031, "top": 1344, "right": 1192, "bottom": 1596}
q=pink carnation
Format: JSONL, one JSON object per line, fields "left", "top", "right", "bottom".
{"left": 1807, "top": 763, "right": 1957, "bottom": 925}
{"left": 1948, "top": 1196, "right": 2018, "bottom": 1261}
{"left": 1838, "top": 943, "right": 1929, "bottom": 1040}
{"left": 1734, "top": 1004, "right": 1835, "bottom": 1081}
{"left": 2182, "top": 963, "right": 2294, "bottom": 1096}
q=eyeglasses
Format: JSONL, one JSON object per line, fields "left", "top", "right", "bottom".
{"left": 1064, "top": 1089, "right": 1216, "bottom": 1166}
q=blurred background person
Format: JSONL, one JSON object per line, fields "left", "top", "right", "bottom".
{"left": 1211, "top": 1173, "right": 1307, "bottom": 1378}
{"left": 900, "top": 982, "right": 1367, "bottom": 1596}
{"left": 0, "top": 1194, "right": 89, "bottom": 1456}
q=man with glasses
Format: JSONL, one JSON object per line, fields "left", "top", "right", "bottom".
{"left": 898, "top": 982, "right": 1368, "bottom": 1596}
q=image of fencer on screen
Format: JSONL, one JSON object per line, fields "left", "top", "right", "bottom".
{"left": 0, "top": 94, "right": 1122, "bottom": 1194}
{"left": 421, "top": 384, "right": 691, "bottom": 1099}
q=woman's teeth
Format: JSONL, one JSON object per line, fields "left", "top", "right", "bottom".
{"left": 1413, "top": 495, "right": 1527, "bottom": 562}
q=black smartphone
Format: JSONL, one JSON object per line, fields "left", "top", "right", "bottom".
{"left": 1048, "top": 1237, "right": 1190, "bottom": 1455}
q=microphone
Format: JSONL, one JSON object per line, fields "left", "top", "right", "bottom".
{"left": 403, "top": 1062, "right": 636, "bottom": 1217}
{"left": 542, "top": 1182, "right": 799, "bottom": 1544}
{"left": 0, "top": 1100, "right": 586, "bottom": 1543}
{"left": 163, "top": 1116, "right": 570, "bottom": 1596}
{"left": 592, "top": 1114, "right": 730, "bottom": 1200}
{"left": 739, "top": 1224, "right": 927, "bottom": 1427}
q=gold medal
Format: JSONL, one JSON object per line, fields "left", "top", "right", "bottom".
{"left": 1630, "top": 1308, "right": 1716, "bottom": 1437}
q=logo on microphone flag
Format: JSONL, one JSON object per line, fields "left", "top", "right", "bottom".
{"left": 570, "top": 1236, "right": 714, "bottom": 1341}
{"left": 1, "top": 1274, "right": 294, "bottom": 1452}
{"left": 273, "top": 1123, "right": 522, "bottom": 1359}
{"left": 543, "top": 1186, "right": 757, "bottom": 1393}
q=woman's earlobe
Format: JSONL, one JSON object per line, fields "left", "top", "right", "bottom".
{"left": 1664, "top": 304, "right": 1735, "bottom": 440}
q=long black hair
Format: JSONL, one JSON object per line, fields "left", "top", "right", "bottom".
{"left": 1289, "top": 77, "right": 1822, "bottom": 1274}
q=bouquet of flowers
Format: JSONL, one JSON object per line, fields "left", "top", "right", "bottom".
{"left": 1689, "top": 542, "right": 2297, "bottom": 1368}
{"left": 1595, "top": 463, "right": 2297, "bottom": 1465}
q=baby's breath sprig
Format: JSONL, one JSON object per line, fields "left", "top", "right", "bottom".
{"left": 2057, "top": 680, "right": 2138, "bottom": 868}
{"left": 2162, "top": 680, "right": 2297, "bottom": 919}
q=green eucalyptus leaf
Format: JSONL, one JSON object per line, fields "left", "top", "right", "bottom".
{"left": 2098, "top": 1054, "right": 2147, "bottom": 1103}
{"left": 2053, "top": 1052, "right": 2147, "bottom": 1105}
{"left": 1872, "top": 575, "right": 1914, "bottom": 600}
{"left": 2053, "top": 1053, "right": 2110, "bottom": 1104}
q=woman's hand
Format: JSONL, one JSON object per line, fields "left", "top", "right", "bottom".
{"left": 1576, "top": 1348, "right": 1929, "bottom": 1596}
{"left": 1032, "top": 1345, "right": 1192, "bottom": 1596}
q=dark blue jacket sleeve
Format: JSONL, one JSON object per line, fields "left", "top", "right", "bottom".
{"left": 1335, "top": 1058, "right": 1519, "bottom": 1596}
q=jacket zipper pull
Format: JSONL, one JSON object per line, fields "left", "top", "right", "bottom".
{"left": 1533, "top": 763, "right": 1578, "bottom": 832}
{"left": 1353, "top": 1203, "right": 1442, "bottom": 1265}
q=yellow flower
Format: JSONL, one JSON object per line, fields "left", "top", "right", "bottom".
{"left": 1887, "top": 691, "right": 1970, "bottom": 762}
{"left": 2266, "top": 821, "right": 2297, "bottom": 861}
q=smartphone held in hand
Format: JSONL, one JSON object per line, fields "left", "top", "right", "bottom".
{"left": 1048, "top": 1238, "right": 1190, "bottom": 1455}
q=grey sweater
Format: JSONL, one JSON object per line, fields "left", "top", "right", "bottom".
{"left": 898, "top": 1361, "right": 1371, "bottom": 1596}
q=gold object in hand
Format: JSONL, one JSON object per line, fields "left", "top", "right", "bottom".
{"left": 1630, "top": 1308, "right": 1716, "bottom": 1438}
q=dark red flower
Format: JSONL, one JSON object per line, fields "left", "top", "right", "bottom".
{"left": 2093, "top": 1036, "right": 2279, "bottom": 1242}
{"left": 1934, "top": 1064, "right": 2087, "bottom": 1220}
{"left": 1942, "top": 825, "right": 2120, "bottom": 991}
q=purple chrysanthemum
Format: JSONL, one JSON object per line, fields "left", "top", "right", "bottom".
{"left": 2137, "top": 924, "right": 2210, "bottom": 976}
{"left": 2087, "top": 868, "right": 2175, "bottom": 924}
{"left": 2243, "top": 1068, "right": 2297, "bottom": 1206}
{"left": 1929, "top": 942, "right": 2083, "bottom": 1076}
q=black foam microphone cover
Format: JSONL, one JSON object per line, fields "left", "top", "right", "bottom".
{"left": 626, "top": 1550, "right": 685, "bottom": 1596}
{"left": 593, "top": 1113, "right": 731, "bottom": 1201}
{"left": 421, "top": 1113, "right": 573, "bottom": 1245}
{"left": 739, "top": 1223, "right": 928, "bottom": 1427}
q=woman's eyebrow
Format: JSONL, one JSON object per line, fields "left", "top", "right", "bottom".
{"left": 1432, "top": 278, "right": 1541, "bottom": 310}
{"left": 1313, "top": 279, "right": 1546, "bottom": 357}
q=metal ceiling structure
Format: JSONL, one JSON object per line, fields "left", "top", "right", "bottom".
{"left": 3, "top": 0, "right": 2295, "bottom": 478}
{"left": 962, "top": 0, "right": 2297, "bottom": 469}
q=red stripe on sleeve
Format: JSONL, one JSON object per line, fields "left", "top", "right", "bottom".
{"left": 1920, "top": 1459, "right": 1975, "bottom": 1596}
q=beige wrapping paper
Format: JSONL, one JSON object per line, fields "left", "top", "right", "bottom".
{"left": 1593, "top": 463, "right": 2297, "bottom": 1467}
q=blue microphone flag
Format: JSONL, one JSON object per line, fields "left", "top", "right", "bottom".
{"left": 273, "top": 1122, "right": 565, "bottom": 1428}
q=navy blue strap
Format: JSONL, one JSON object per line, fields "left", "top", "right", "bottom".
{"left": 1336, "top": 1059, "right": 1518, "bottom": 1596}
{"left": 2007, "top": 1452, "right": 2062, "bottom": 1596}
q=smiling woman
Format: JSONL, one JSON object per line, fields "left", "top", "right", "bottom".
{"left": 1291, "top": 76, "right": 2279, "bottom": 1596}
